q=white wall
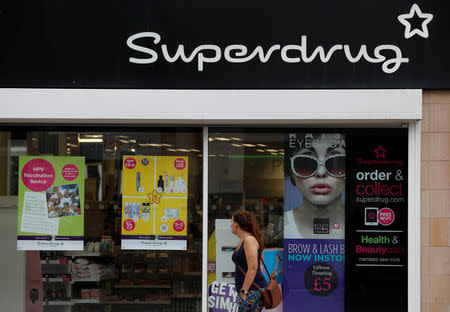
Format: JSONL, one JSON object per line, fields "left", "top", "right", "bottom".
{"left": 0, "top": 207, "right": 25, "bottom": 312}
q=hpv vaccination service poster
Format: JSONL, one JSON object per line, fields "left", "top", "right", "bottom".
{"left": 17, "top": 156, "right": 85, "bottom": 250}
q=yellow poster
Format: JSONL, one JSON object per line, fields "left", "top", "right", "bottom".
{"left": 121, "top": 156, "right": 188, "bottom": 250}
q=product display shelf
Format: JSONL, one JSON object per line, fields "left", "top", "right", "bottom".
{"left": 70, "top": 274, "right": 107, "bottom": 305}
{"left": 71, "top": 298, "right": 101, "bottom": 304}
{"left": 42, "top": 275, "right": 72, "bottom": 283}
{"left": 41, "top": 250, "right": 116, "bottom": 311}
{"left": 71, "top": 277, "right": 100, "bottom": 283}
{"left": 66, "top": 252, "right": 102, "bottom": 257}
{"left": 43, "top": 300, "right": 72, "bottom": 306}
{"left": 41, "top": 259, "right": 72, "bottom": 265}
{"left": 172, "top": 271, "right": 202, "bottom": 276}
{"left": 43, "top": 275, "right": 114, "bottom": 283}
{"left": 103, "top": 298, "right": 171, "bottom": 305}
{"left": 171, "top": 298, "right": 202, "bottom": 312}
{"left": 41, "top": 253, "right": 73, "bottom": 311}
{"left": 43, "top": 299, "right": 102, "bottom": 306}
{"left": 66, "top": 251, "right": 116, "bottom": 258}
{"left": 171, "top": 294, "right": 201, "bottom": 299}
{"left": 41, "top": 249, "right": 203, "bottom": 311}
{"left": 114, "top": 284, "right": 171, "bottom": 289}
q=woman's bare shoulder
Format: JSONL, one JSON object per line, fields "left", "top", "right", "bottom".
{"left": 244, "top": 235, "right": 259, "bottom": 249}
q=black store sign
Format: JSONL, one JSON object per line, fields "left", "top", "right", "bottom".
{"left": 0, "top": 0, "right": 449, "bottom": 88}
{"left": 346, "top": 129, "right": 408, "bottom": 312}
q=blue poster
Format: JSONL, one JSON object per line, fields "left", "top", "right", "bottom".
{"left": 283, "top": 133, "right": 345, "bottom": 312}
{"left": 263, "top": 249, "right": 283, "bottom": 285}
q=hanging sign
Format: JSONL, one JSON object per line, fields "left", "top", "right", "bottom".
{"left": 17, "top": 156, "right": 85, "bottom": 250}
{"left": 283, "top": 133, "right": 346, "bottom": 312}
{"left": 121, "top": 156, "right": 188, "bottom": 250}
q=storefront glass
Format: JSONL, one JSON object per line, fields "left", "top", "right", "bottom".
{"left": 207, "top": 129, "right": 285, "bottom": 310}
{"left": 207, "top": 127, "right": 409, "bottom": 312}
{"left": 0, "top": 125, "right": 409, "bottom": 312}
{"left": 0, "top": 127, "right": 203, "bottom": 312}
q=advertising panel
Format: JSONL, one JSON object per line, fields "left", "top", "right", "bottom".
{"left": 121, "top": 155, "right": 188, "bottom": 250}
{"left": 208, "top": 282, "right": 238, "bottom": 312}
{"left": 345, "top": 130, "right": 408, "bottom": 312}
{"left": 283, "top": 133, "right": 345, "bottom": 312}
{"left": 17, "top": 156, "right": 85, "bottom": 250}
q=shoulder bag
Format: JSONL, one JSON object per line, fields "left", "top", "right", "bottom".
{"left": 237, "top": 258, "right": 282, "bottom": 309}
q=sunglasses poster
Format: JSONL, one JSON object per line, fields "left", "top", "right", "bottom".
{"left": 17, "top": 156, "right": 85, "bottom": 250}
{"left": 283, "top": 133, "right": 345, "bottom": 312}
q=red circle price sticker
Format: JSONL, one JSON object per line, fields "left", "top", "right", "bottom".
{"left": 174, "top": 158, "right": 186, "bottom": 170}
{"left": 173, "top": 220, "right": 185, "bottom": 232}
{"left": 124, "top": 157, "right": 136, "bottom": 169}
{"left": 123, "top": 219, "right": 136, "bottom": 231}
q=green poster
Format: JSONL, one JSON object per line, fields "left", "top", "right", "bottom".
{"left": 17, "top": 156, "right": 85, "bottom": 250}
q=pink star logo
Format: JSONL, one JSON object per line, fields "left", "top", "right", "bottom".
{"left": 374, "top": 146, "right": 387, "bottom": 158}
{"left": 368, "top": 212, "right": 376, "bottom": 220}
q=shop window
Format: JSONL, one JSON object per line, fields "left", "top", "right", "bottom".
{"left": 207, "top": 130, "right": 285, "bottom": 308}
{"left": 207, "top": 128, "right": 409, "bottom": 312}
{"left": 1, "top": 128, "right": 203, "bottom": 312}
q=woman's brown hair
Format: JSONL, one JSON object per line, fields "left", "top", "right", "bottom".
{"left": 232, "top": 210, "right": 264, "bottom": 250}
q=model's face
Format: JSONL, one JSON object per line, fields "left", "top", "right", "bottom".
{"left": 291, "top": 135, "right": 345, "bottom": 206}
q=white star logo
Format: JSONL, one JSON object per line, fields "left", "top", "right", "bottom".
{"left": 398, "top": 4, "right": 433, "bottom": 39}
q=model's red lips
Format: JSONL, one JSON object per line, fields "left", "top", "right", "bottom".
{"left": 312, "top": 184, "right": 331, "bottom": 194}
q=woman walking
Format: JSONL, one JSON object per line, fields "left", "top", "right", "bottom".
{"left": 231, "top": 210, "right": 267, "bottom": 312}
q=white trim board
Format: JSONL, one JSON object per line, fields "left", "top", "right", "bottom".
{"left": 1, "top": 89, "right": 421, "bottom": 123}
{"left": 408, "top": 121, "right": 421, "bottom": 312}
{"left": 201, "top": 126, "right": 209, "bottom": 312}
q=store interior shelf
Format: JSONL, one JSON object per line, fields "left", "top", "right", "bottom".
{"left": 43, "top": 277, "right": 69, "bottom": 282}
{"left": 71, "top": 298, "right": 100, "bottom": 304}
{"left": 43, "top": 300, "right": 72, "bottom": 306}
{"left": 171, "top": 294, "right": 201, "bottom": 299}
{"left": 102, "top": 299, "right": 171, "bottom": 305}
{"left": 67, "top": 252, "right": 102, "bottom": 257}
{"left": 172, "top": 272, "right": 202, "bottom": 276}
{"left": 115, "top": 284, "right": 171, "bottom": 289}
{"left": 42, "top": 276, "right": 114, "bottom": 283}
{"left": 40, "top": 259, "right": 72, "bottom": 265}
{"left": 71, "top": 277, "right": 100, "bottom": 282}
